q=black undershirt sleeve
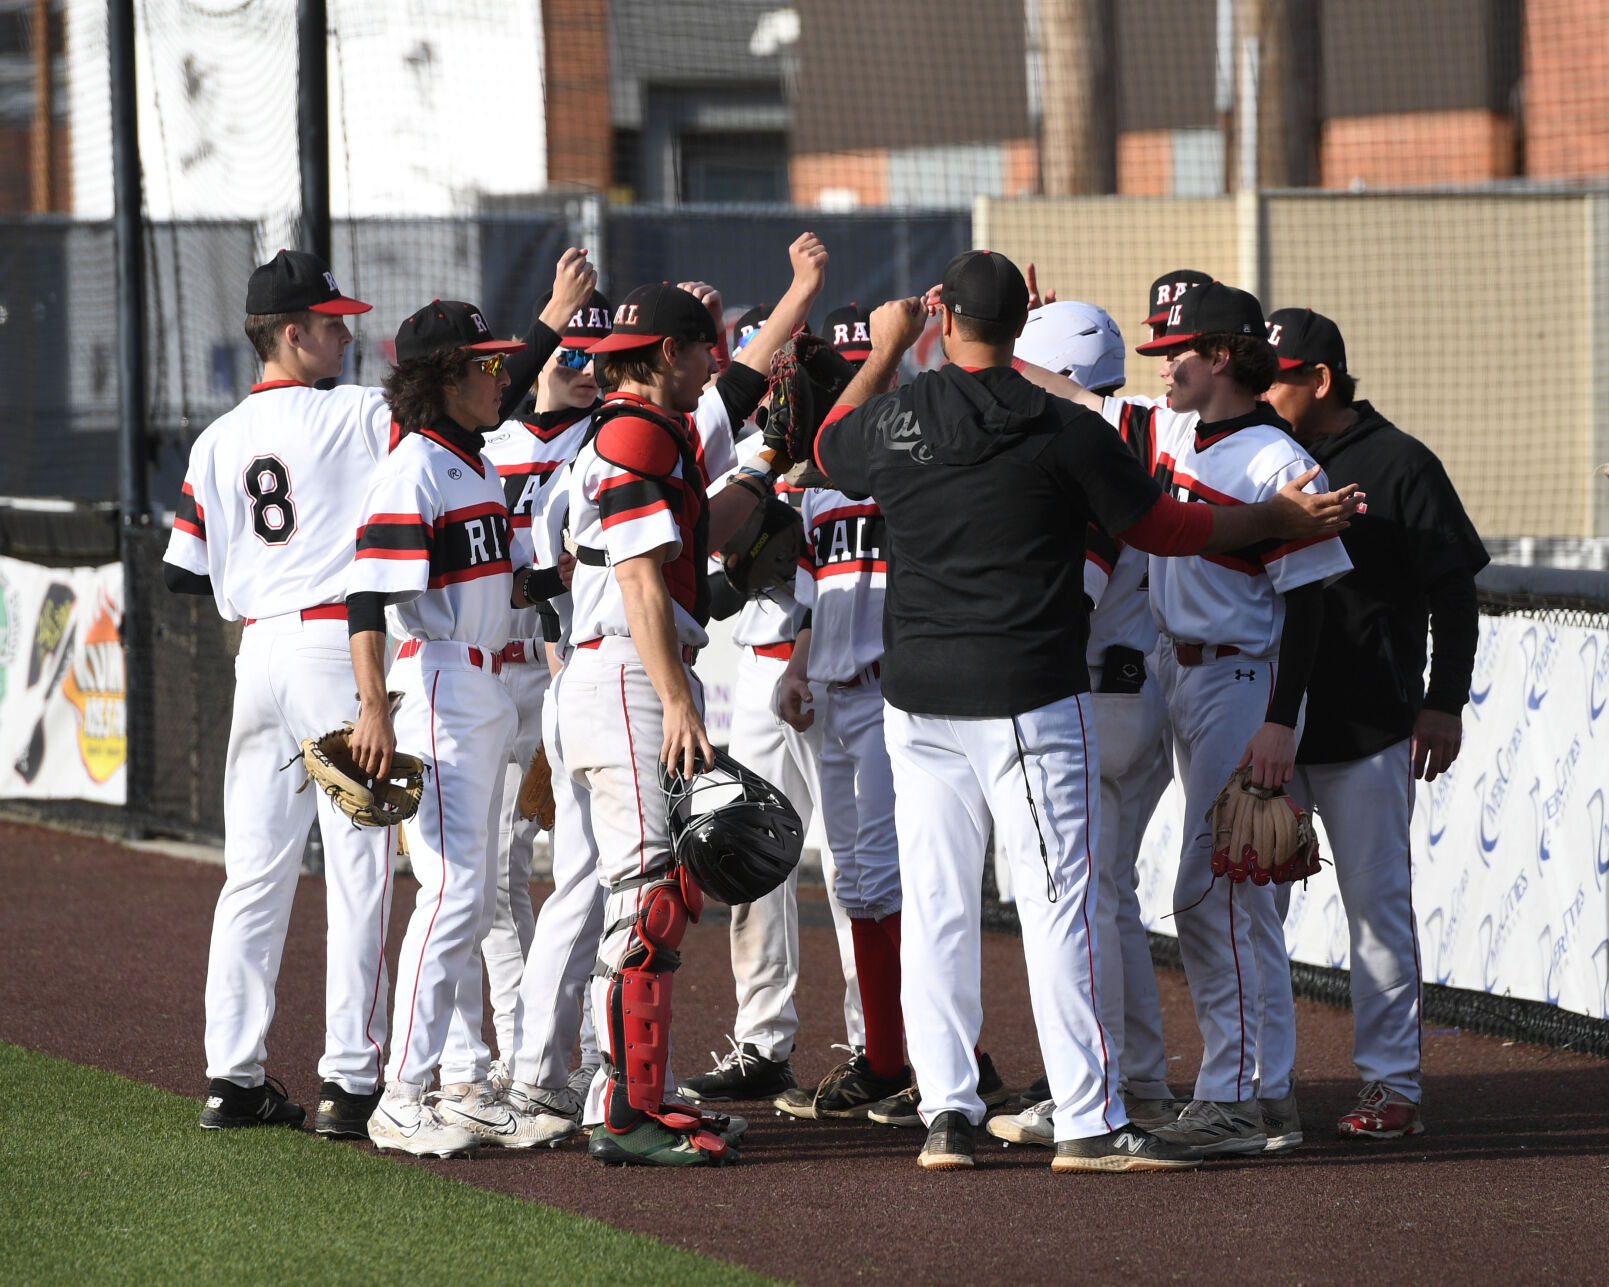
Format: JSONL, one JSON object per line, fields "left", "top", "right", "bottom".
{"left": 706, "top": 569, "right": 746, "bottom": 621}
{"left": 714, "top": 362, "right": 770, "bottom": 430}
{"left": 1268, "top": 582, "right": 1325, "bottom": 728}
{"left": 1421, "top": 570, "right": 1479, "bottom": 715}
{"left": 497, "top": 319, "right": 563, "bottom": 423}
{"left": 345, "top": 591, "right": 387, "bottom": 636}
{"left": 162, "top": 563, "right": 212, "bottom": 596}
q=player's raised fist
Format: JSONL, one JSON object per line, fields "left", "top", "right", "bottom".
{"left": 540, "top": 247, "right": 597, "bottom": 329}
{"left": 788, "top": 232, "right": 828, "bottom": 293}
{"left": 870, "top": 297, "right": 927, "bottom": 354}
{"left": 677, "top": 280, "right": 724, "bottom": 324}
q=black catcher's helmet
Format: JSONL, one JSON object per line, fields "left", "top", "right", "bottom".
{"left": 661, "top": 749, "right": 804, "bottom": 904}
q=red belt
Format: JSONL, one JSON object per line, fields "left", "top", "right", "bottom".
{"left": 243, "top": 604, "right": 347, "bottom": 626}
{"left": 752, "top": 641, "right": 794, "bottom": 660}
{"left": 397, "top": 638, "right": 503, "bottom": 674}
{"left": 578, "top": 637, "right": 698, "bottom": 665}
{"left": 1174, "top": 643, "right": 1240, "bottom": 666}
{"left": 833, "top": 660, "right": 881, "bottom": 690}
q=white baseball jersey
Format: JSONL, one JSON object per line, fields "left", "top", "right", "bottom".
{"left": 800, "top": 487, "right": 886, "bottom": 683}
{"left": 349, "top": 426, "right": 532, "bottom": 647}
{"left": 568, "top": 393, "right": 710, "bottom": 651}
{"left": 1102, "top": 397, "right": 1351, "bottom": 655}
{"left": 1084, "top": 538, "right": 1157, "bottom": 665}
{"left": 713, "top": 434, "right": 810, "bottom": 649}
{"left": 692, "top": 380, "right": 739, "bottom": 481}
{"left": 165, "top": 381, "right": 394, "bottom": 619}
{"left": 533, "top": 461, "right": 577, "bottom": 659}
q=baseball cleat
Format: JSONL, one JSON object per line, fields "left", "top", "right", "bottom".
{"left": 1336, "top": 1082, "right": 1425, "bottom": 1140}
{"left": 917, "top": 1110, "right": 975, "bottom": 1171}
{"left": 976, "top": 1052, "right": 1010, "bottom": 1110}
{"left": 1150, "top": 1099, "right": 1268, "bottom": 1156}
{"left": 586, "top": 1118, "right": 737, "bottom": 1167}
{"left": 488, "top": 1060, "right": 513, "bottom": 1095}
{"left": 677, "top": 1038, "right": 796, "bottom": 1103}
{"left": 1018, "top": 1073, "right": 1050, "bottom": 1109}
{"left": 433, "top": 1081, "right": 579, "bottom": 1149}
{"left": 566, "top": 1062, "right": 600, "bottom": 1108}
{"left": 199, "top": 1075, "right": 306, "bottom": 1131}
{"left": 368, "top": 1092, "right": 478, "bottom": 1158}
{"left": 312, "top": 1081, "right": 384, "bottom": 1140}
{"left": 986, "top": 1098, "right": 1054, "bottom": 1147}
{"left": 774, "top": 1054, "right": 911, "bottom": 1120}
{"left": 1122, "top": 1092, "right": 1187, "bottom": 1133}
{"left": 868, "top": 1083, "right": 923, "bottom": 1128}
{"left": 1258, "top": 1086, "right": 1304, "bottom": 1153}
{"left": 1051, "top": 1126, "right": 1203, "bottom": 1173}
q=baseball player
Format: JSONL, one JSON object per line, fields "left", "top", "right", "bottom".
{"left": 164, "top": 250, "right": 394, "bottom": 1137}
{"left": 989, "top": 299, "right": 1185, "bottom": 1149}
{"left": 1033, "top": 281, "right": 1354, "bottom": 1155}
{"left": 811, "top": 252, "right": 1357, "bottom": 1173}
{"left": 1264, "top": 308, "right": 1486, "bottom": 1139}
{"left": 563, "top": 255, "right": 817, "bottom": 1166}
{"left": 345, "top": 300, "right": 556, "bottom": 1156}
{"left": 437, "top": 273, "right": 609, "bottom": 1105}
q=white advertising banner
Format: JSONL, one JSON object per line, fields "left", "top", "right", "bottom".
{"left": 0, "top": 558, "right": 127, "bottom": 805}
{"left": 1136, "top": 614, "right": 1609, "bottom": 1022}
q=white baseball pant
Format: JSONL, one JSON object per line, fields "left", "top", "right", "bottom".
{"left": 1089, "top": 676, "right": 1174, "bottom": 1099}
{"left": 383, "top": 643, "right": 517, "bottom": 1095}
{"left": 885, "top": 694, "right": 1123, "bottom": 1142}
{"left": 819, "top": 675, "right": 902, "bottom": 920}
{"left": 205, "top": 613, "right": 393, "bottom": 1094}
{"left": 511, "top": 659, "right": 607, "bottom": 1090}
{"left": 1284, "top": 739, "right": 1422, "bottom": 1101}
{"left": 1157, "top": 645, "right": 1299, "bottom": 1104}
{"left": 726, "top": 647, "right": 863, "bottom": 1059}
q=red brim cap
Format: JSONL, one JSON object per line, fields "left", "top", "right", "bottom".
{"left": 309, "top": 297, "right": 373, "bottom": 315}
{"left": 464, "top": 339, "right": 528, "bottom": 355}
{"left": 835, "top": 345, "right": 872, "bottom": 361}
{"left": 559, "top": 333, "right": 606, "bottom": 350}
{"left": 1143, "top": 308, "right": 1172, "bottom": 326}
{"left": 586, "top": 331, "right": 666, "bottom": 354}
{"left": 1276, "top": 355, "right": 1305, "bottom": 370}
{"left": 1134, "top": 330, "right": 1201, "bottom": 355}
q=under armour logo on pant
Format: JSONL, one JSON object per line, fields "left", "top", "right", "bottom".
{"left": 1234, "top": 668, "right": 1256, "bottom": 681}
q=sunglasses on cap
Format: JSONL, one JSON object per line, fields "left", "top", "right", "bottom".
{"left": 470, "top": 353, "right": 507, "bottom": 376}
{"left": 554, "top": 346, "right": 592, "bottom": 370}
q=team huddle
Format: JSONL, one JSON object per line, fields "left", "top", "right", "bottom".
{"left": 164, "top": 230, "right": 1485, "bottom": 1172}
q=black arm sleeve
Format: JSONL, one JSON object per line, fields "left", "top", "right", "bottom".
{"left": 538, "top": 605, "right": 562, "bottom": 644}
{"left": 497, "top": 319, "right": 564, "bottom": 423}
{"left": 346, "top": 591, "right": 387, "bottom": 636}
{"left": 1421, "top": 570, "right": 1480, "bottom": 715}
{"left": 713, "top": 362, "right": 770, "bottom": 431}
{"left": 1267, "top": 582, "right": 1325, "bottom": 728}
{"left": 706, "top": 569, "right": 746, "bottom": 621}
{"left": 517, "top": 566, "right": 567, "bottom": 606}
{"left": 163, "top": 563, "right": 212, "bottom": 596}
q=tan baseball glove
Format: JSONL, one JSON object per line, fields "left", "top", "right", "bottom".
{"left": 1206, "top": 766, "right": 1321, "bottom": 885}
{"left": 298, "top": 724, "right": 426, "bottom": 828}
{"left": 717, "top": 492, "right": 806, "bottom": 596}
{"left": 517, "top": 745, "right": 556, "bottom": 830}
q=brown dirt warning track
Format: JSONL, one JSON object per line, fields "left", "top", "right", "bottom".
{"left": 4, "top": 820, "right": 1608, "bottom": 1286}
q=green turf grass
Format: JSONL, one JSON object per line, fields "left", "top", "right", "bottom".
{"left": 0, "top": 1042, "right": 780, "bottom": 1287}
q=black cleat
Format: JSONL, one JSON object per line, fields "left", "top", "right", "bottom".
{"left": 918, "top": 1110, "right": 975, "bottom": 1170}
{"left": 1052, "top": 1126, "right": 1203, "bottom": 1173}
{"left": 200, "top": 1075, "right": 306, "bottom": 1130}
{"left": 677, "top": 1040, "right": 796, "bottom": 1102}
{"left": 1019, "top": 1072, "right": 1050, "bottom": 1109}
{"left": 313, "top": 1081, "right": 384, "bottom": 1139}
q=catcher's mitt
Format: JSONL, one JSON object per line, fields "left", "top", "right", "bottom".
{"left": 717, "top": 492, "right": 806, "bottom": 596}
{"left": 1206, "top": 767, "right": 1321, "bottom": 885}
{"left": 298, "top": 724, "right": 425, "bottom": 828}
{"left": 516, "top": 745, "right": 556, "bottom": 830}
{"left": 764, "top": 332, "right": 858, "bottom": 466}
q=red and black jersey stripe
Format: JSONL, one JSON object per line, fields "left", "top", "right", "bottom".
{"left": 1117, "top": 403, "right": 1157, "bottom": 470}
{"left": 597, "top": 473, "right": 680, "bottom": 530}
{"left": 356, "top": 512, "right": 432, "bottom": 560}
{"left": 427, "top": 502, "right": 513, "bottom": 587}
{"left": 175, "top": 482, "right": 206, "bottom": 541}
{"left": 498, "top": 461, "right": 564, "bottom": 525}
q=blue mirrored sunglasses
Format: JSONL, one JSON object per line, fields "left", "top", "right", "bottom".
{"left": 555, "top": 346, "right": 591, "bottom": 370}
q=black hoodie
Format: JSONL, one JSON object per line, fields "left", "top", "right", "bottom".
{"left": 815, "top": 364, "right": 1160, "bottom": 717}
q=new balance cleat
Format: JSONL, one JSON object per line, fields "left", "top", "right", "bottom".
{"left": 918, "top": 1110, "right": 975, "bottom": 1170}
{"left": 677, "top": 1038, "right": 796, "bottom": 1102}
{"left": 313, "top": 1081, "right": 383, "bottom": 1140}
{"left": 1052, "top": 1126, "right": 1203, "bottom": 1173}
{"left": 774, "top": 1054, "right": 911, "bottom": 1120}
{"left": 200, "top": 1075, "right": 305, "bottom": 1130}
{"left": 1122, "top": 1092, "right": 1187, "bottom": 1132}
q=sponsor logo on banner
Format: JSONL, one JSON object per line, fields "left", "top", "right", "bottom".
{"left": 1474, "top": 721, "right": 1525, "bottom": 862}
{"left": 27, "top": 582, "right": 74, "bottom": 687}
{"left": 58, "top": 593, "right": 126, "bottom": 783}
{"left": 1594, "top": 940, "right": 1609, "bottom": 1020}
{"left": 1519, "top": 624, "right": 1559, "bottom": 720}
{"left": 1529, "top": 736, "right": 1582, "bottom": 873}
{"left": 1538, "top": 883, "right": 1588, "bottom": 1006}
{"left": 1589, "top": 789, "right": 1609, "bottom": 893}
{"left": 1322, "top": 893, "right": 1348, "bottom": 968}
{"left": 1580, "top": 635, "right": 1608, "bottom": 731}
{"left": 1427, "top": 763, "right": 1457, "bottom": 850}
{"left": 1421, "top": 868, "right": 1469, "bottom": 985}
{"left": 1466, "top": 618, "right": 1501, "bottom": 717}
{"left": 1479, "top": 869, "right": 1530, "bottom": 992}
{"left": 0, "top": 569, "right": 15, "bottom": 705}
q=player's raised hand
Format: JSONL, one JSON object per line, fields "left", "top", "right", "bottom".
{"left": 677, "top": 280, "right": 724, "bottom": 328}
{"left": 1269, "top": 466, "right": 1364, "bottom": 537}
{"left": 921, "top": 282, "right": 943, "bottom": 316}
{"left": 777, "top": 672, "right": 815, "bottom": 732}
{"left": 870, "top": 297, "right": 927, "bottom": 354}
{"left": 788, "top": 232, "right": 828, "bottom": 296}
{"left": 1239, "top": 721, "right": 1296, "bottom": 789}
{"left": 1025, "top": 261, "right": 1058, "bottom": 310}
{"left": 540, "top": 247, "right": 597, "bottom": 329}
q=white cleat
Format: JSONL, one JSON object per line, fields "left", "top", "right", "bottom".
{"left": 368, "top": 1092, "right": 479, "bottom": 1159}
{"left": 434, "top": 1081, "right": 579, "bottom": 1150}
{"left": 986, "top": 1098, "right": 1055, "bottom": 1148}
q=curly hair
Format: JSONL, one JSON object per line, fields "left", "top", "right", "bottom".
{"left": 383, "top": 349, "right": 474, "bottom": 433}
{"left": 1187, "top": 332, "right": 1280, "bottom": 395}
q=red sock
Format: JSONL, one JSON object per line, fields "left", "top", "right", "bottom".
{"left": 850, "top": 916, "right": 904, "bottom": 1077}
{"left": 879, "top": 910, "right": 901, "bottom": 952}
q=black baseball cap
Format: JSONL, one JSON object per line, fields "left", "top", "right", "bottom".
{"left": 732, "top": 304, "right": 771, "bottom": 351}
{"left": 533, "top": 288, "right": 614, "bottom": 350}
{"left": 394, "top": 300, "right": 527, "bottom": 363}
{"left": 1266, "top": 307, "right": 1347, "bottom": 374}
{"left": 246, "top": 249, "right": 371, "bottom": 315}
{"left": 824, "top": 302, "right": 873, "bottom": 361}
{"left": 589, "top": 282, "right": 719, "bottom": 354}
{"left": 940, "top": 250, "right": 1029, "bottom": 323}
{"left": 1135, "top": 282, "right": 1265, "bottom": 354}
{"left": 1144, "top": 269, "right": 1214, "bottom": 327}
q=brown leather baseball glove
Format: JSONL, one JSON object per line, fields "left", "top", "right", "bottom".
{"left": 516, "top": 745, "right": 556, "bottom": 830}
{"left": 1207, "top": 766, "right": 1321, "bottom": 885}
{"left": 298, "top": 724, "right": 425, "bottom": 827}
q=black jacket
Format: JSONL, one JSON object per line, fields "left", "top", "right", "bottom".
{"left": 815, "top": 364, "right": 1159, "bottom": 717}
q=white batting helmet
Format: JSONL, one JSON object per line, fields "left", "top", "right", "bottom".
{"left": 1014, "top": 300, "right": 1125, "bottom": 393}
